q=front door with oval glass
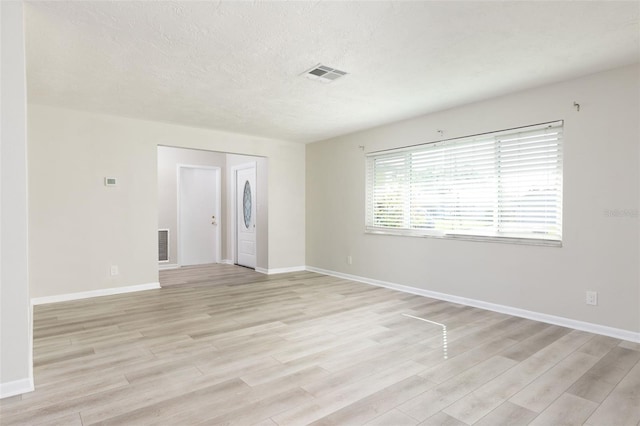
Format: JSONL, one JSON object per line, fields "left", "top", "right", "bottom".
{"left": 236, "top": 166, "right": 256, "bottom": 268}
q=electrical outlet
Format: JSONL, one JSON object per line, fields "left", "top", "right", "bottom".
{"left": 110, "top": 265, "right": 119, "bottom": 276}
{"left": 586, "top": 290, "right": 598, "bottom": 306}
{"left": 347, "top": 256, "right": 352, "bottom": 265}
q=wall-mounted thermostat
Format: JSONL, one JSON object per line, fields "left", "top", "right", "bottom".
{"left": 104, "top": 177, "right": 117, "bottom": 186}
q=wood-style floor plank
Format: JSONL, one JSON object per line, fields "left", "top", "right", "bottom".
{"left": 584, "top": 359, "right": 640, "bottom": 426}
{"left": 566, "top": 346, "right": 640, "bottom": 403}
{"left": 528, "top": 393, "right": 598, "bottom": 426}
{"left": 474, "top": 401, "right": 538, "bottom": 426}
{"left": 365, "top": 408, "right": 418, "bottom": 426}
{"left": 509, "top": 351, "right": 600, "bottom": 412}
{"left": 0, "top": 263, "right": 638, "bottom": 425}
{"left": 441, "top": 330, "right": 594, "bottom": 425}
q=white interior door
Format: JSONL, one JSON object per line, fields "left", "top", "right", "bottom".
{"left": 236, "top": 166, "right": 256, "bottom": 268}
{"left": 179, "top": 167, "right": 220, "bottom": 266}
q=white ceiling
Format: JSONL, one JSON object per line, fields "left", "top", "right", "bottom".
{"left": 25, "top": 1, "right": 639, "bottom": 143}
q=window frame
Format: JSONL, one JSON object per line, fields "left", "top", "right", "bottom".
{"left": 365, "top": 121, "right": 563, "bottom": 247}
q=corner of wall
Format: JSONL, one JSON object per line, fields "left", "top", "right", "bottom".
{"left": 0, "top": 0, "right": 32, "bottom": 398}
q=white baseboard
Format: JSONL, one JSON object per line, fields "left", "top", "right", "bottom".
{"left": 268, "top": 266, "right": 307, "bottom": 274}
{"left": 159, "top": 263, "right": 180, "bottom": 270}
{"left": 31, "top": 282, "right": 161, "bottom": 306}
{"left": 256, "top": 266, "right": 307, "bottom": 275}
{"left": 29, "top": 300, "right": 34, "bottom": 382}
{"left": 305, "top": 266, "right": 640, "bottom": 343}
{"left": 0, "top": 377, "right": 34, "bottom": 399}
{"left": 220, "top": 259, "right": 234, "bottom": 265}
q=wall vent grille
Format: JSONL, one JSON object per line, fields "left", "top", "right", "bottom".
{"left": 158, "top": 229, "right": 169, "bottom": 262}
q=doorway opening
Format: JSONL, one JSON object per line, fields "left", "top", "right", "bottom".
{"left": 157, "top": 146, "right": 267, "bottom": 271}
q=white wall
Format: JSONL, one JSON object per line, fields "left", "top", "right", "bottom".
{"left": 28, "top": 105, "right": 305, "bottom": 298}
{"left": 307, "top": 64, "right": 640, "bottom": 335}
{"left": 0, "top": 0, "right": 33, "bottom": 397}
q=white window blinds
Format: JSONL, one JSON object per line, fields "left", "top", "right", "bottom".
{"left": 366, "top": 121, "right": 563, "bottom": 245}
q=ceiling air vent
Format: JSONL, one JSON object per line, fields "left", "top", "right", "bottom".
{"left": 303, "top": 64, "right": 348, "bottom": 83}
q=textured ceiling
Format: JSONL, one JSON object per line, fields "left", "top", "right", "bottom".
{"left": 25, "top": 1, "right": 640, "bottom": 143}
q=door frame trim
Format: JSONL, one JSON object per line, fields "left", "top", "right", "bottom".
{"left": 176, "top": 164, "right": 222, "bottom": 267}
{"left": 229, "top": 162, "right": 257, "bottom": 266}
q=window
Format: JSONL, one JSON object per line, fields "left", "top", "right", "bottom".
{"left": 365, "top": 121, "right": 563, "bottom": 245}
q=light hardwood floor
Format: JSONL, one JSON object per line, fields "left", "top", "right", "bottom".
{"left": 1, "top": 264, "right": 639, "bottom": 425}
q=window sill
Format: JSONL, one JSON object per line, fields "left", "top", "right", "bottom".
{"left": 364, "top": 229, "right": 562, "bottom": 247}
